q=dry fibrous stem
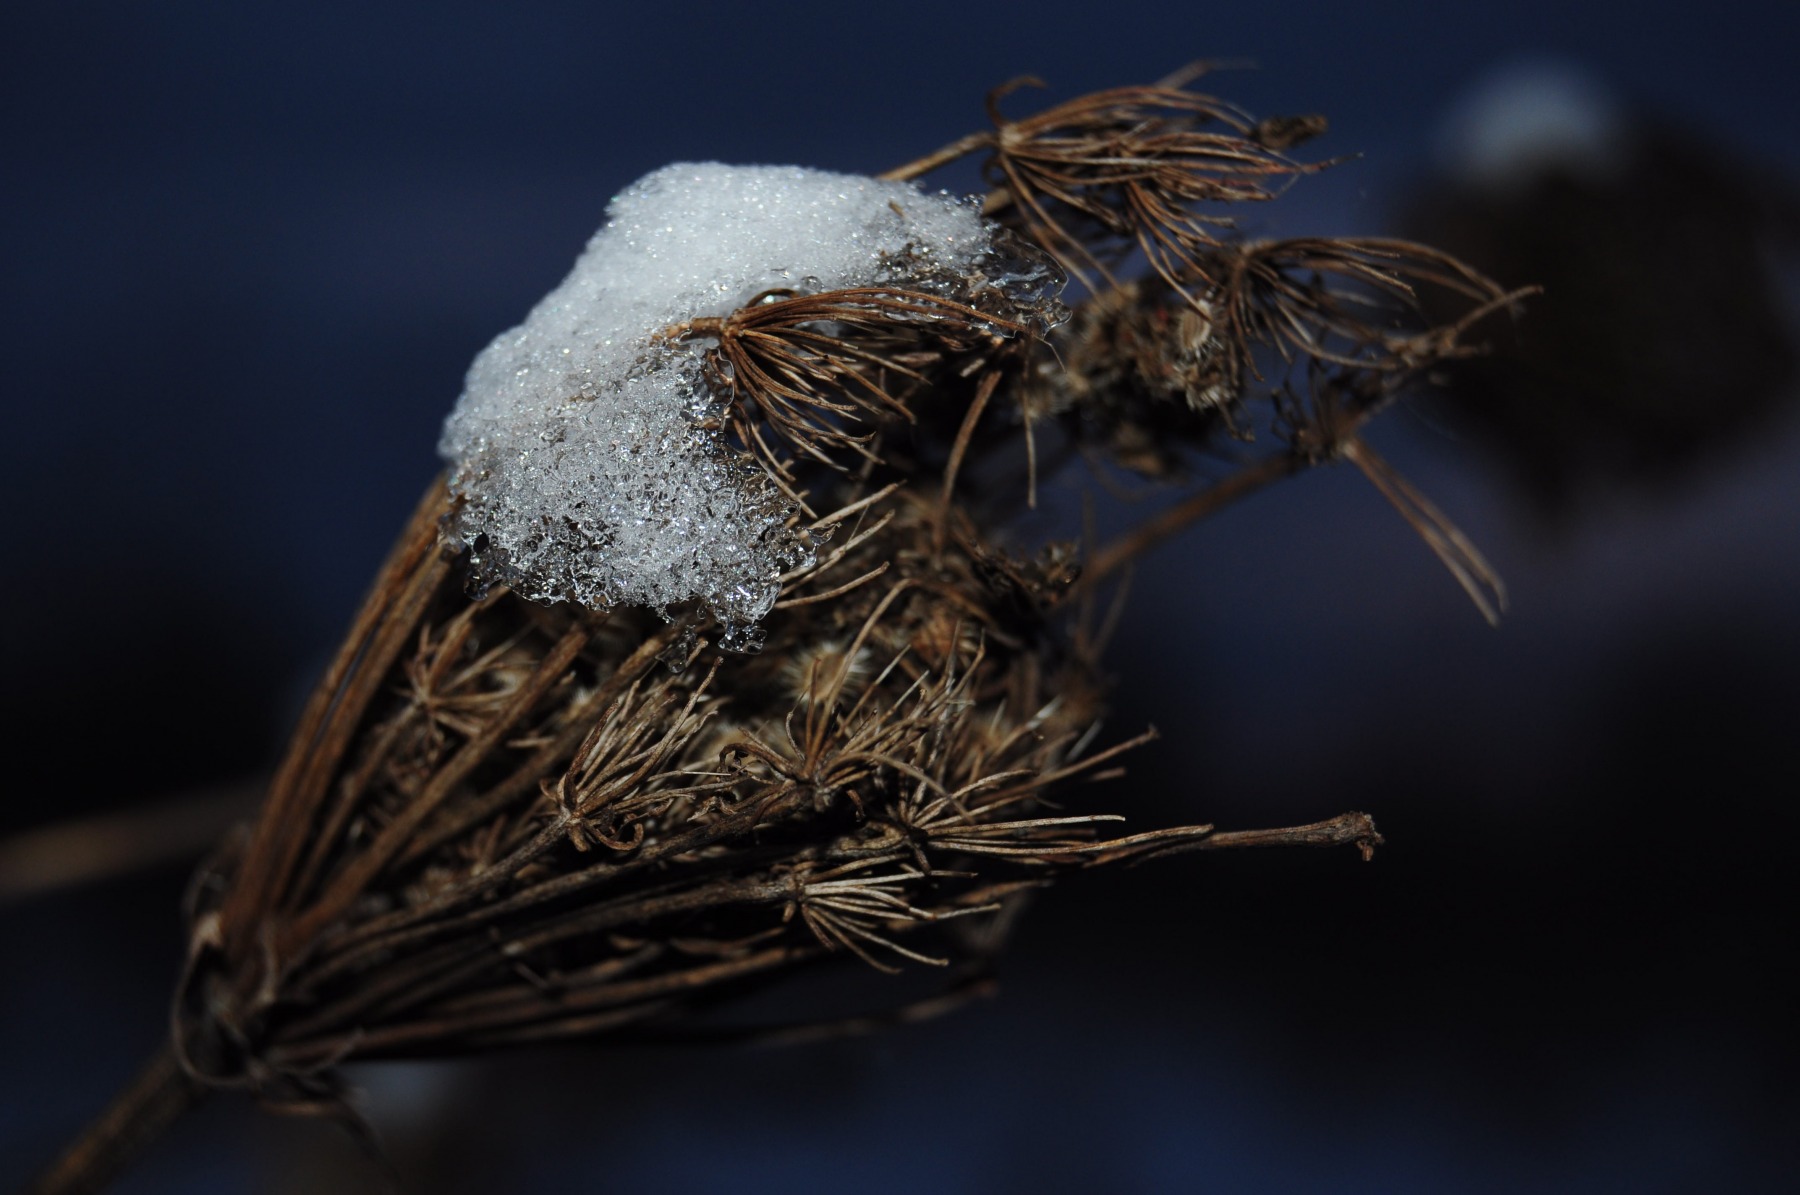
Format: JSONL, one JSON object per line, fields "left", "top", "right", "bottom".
{"left": 35, "top": 65, "right": 1527, "bottom": 1195}
{"left": 0, "top": 779, "right": 260, "bottom": 907}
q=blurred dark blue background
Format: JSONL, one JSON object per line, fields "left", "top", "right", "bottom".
{"left": 4, "top": 2, "right": 1797, "bottom": 1191}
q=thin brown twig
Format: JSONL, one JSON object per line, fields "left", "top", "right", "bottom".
{"left": 30, "top": 1045, "right": 203, "bottom": 1195}
{"left": 0, "top": 779, "right": 260, "bottom": 907}
{"left": 223, "top": 480, "right": 450, "bottom": 951}
{"left": 1081, "top": 451, "right": 1310, "bottom": 591}
{"left": 877, "top": 131, "right": 993, "bottom": 183}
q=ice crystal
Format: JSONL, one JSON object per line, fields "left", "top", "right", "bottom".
{"left": 438, "top": 163, "right": 999, "bottom": 645}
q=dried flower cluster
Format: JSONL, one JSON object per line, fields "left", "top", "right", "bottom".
{"left": 37, "top": 68, "right": 1527, "bottom": 1195}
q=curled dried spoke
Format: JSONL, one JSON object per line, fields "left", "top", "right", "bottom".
{"left": 788, "top": 862, "right": 997, "bottom": 973}
{"left": 985, "top": 78, "right": 1329, "bottom": 302}
{"left": 1214, "top": 236, "right": 1518, "bottom": 379}
{"left": 661, "top": 287, "right": 1028, "bottom": 485}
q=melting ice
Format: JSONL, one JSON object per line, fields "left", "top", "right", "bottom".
{"left": 438, "top": 163, "right": 999, "bottom": 648}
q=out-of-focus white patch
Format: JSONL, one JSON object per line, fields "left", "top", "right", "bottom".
{"left": 1436, "top": 58, "right": 1630, "bottom": 192}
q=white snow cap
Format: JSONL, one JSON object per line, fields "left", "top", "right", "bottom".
{"left": 438, "top": 163, "right": 999, "bottom": 650}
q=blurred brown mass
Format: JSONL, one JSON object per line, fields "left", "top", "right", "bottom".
{"left": 1406, "top": 121, "right": 1800, "bottom": 516}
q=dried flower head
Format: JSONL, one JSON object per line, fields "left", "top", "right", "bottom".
{"left": 980, "top": 71, "right": 1332, "bottom": 302}
{"left": 35, "top": 66, "right": 1526, "bottom": 1195}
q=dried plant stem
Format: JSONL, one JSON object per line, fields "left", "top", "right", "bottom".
{"left": 876, "top": 131, "right": 991, "bottom": 182}
{"left": 1341, "top": 438, "right": 1507, "bottom": 624}
{"left": 1137, "top": 810, "right": 1384, "bottom": 862}
{"left": 1083, "top": 451, "right": 1310, "bottom": 589}
{"left": 279, "top": 622, "right": 593, "bottom": 954}
{"left": 0, "top": 780, "right": 260, "bottom": 907}
{"left": 224, "top": 480, "right": 453, "bottom": 951}
{"left": 30, "top": 1045, "right": 204, "bottom": 1195}
{"left": 937, "top": 369, "right": 1003, "bottom": 550}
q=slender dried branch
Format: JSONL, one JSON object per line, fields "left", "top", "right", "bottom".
{"left": 1083, "top": 451, "right": 1309, "bottom": 588}
{"left": 1342, "top": 438, "right": 1507, "bottom": 625}
{"left": 30, "top": 1046, "right": 203, "bottom": 1195}
{"left": 0, "top": 779, "right": 259, "bottom": 907}
{"left": 222, "top": 480, "right": 453, "bottom": 954}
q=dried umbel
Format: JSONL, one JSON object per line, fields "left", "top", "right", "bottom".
{"left": 976, "top": 72, "right": 1332, "bottom": 302}
{"left": 662, "top": 283, "right": 1036, "bottom": 492}
{"left": 35, "top": 67, "right": 1528, "bottom": 1195}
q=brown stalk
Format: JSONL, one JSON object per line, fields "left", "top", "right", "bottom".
{"left": 277, "top": 621, "right": 593, "bottom": 954}
{"left": 0, "top": 779, "right": 259, "bottom": 907}
{"left": 220, "top": 480, "right": 452, "bottom": 953}
{"left": 27, "top": 1047, "right": 203, "bottom": 1195}
{"left": 1082, "top": 391, "right": 1505, "bottom": 623}
{"left": 1342, "top": 438, "right": 1507, "bottom": 625}
{"left": 1082, "top": 451, "right": 1307, "bottom": 589}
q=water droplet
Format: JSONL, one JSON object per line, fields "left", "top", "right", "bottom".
{"left": 657, "top": 621, "right": 700, "bottom": 672}
{"left": 717, "top": 620, "right": 766, "bottom": 654}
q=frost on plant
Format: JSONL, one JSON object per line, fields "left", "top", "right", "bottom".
{"left": 438, "top": 163, "right": 1017, "bottom": 650}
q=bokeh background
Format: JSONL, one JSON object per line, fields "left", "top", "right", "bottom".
{"left": 3, "top": 2, "right": 1797, "bottom": 1191}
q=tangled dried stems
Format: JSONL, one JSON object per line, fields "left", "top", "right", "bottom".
{"left": 36, "top": 66, "right": 1527, "bottom": 1195}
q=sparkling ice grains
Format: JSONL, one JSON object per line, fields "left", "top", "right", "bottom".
{"left": 437, "top": 164, "right": 996, "bottom": 651}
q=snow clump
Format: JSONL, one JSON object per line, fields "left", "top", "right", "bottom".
{"left": 438, "top": 163, "right": 999, "bottom": 651}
